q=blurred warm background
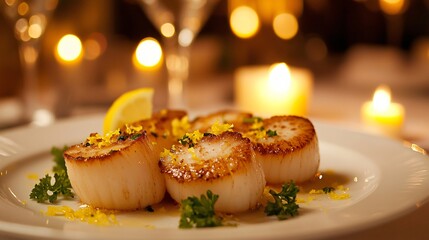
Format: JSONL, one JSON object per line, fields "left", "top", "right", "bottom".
{"left": 0, "top": 0, "right": 428, "bottom": 149}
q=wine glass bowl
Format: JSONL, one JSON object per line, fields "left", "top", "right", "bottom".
{"left": 140, "top": 0, "right": 219, "bottom": 45}
{"left": 139, "top": 0, "right": 220, "bottom": 108}
{"left": 1, "top": 0, "right": 58, "bottom": 125}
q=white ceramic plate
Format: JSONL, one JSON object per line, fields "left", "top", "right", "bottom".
{"left": 0, "top": 114, "right": 428, "bottom": 240}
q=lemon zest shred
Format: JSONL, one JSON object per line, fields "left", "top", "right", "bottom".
{"left": 308, "top": 187, "right": 351, "bottom": 200}
{"left": 172, "top": 116, "right": 190, "bottom": 138}
{"left": 149, "top": 122, "right": 157, "bottom": 134}
{"left": 160, "top": 148, "right": 171, "bottom": 158}
{"left": 187, "top": 147, "right": 200, "bottom": 163}
{"left": 160, "top": 148, "right": 178, "bottom": 163}
{"left": 85, "top": 124, "right": 144, "bottom": 148}
{"left": 251, "top": 121, "right": 264, "bottom": 131}
{"left": 27, "top": 173, "right": 39, "bottom": 180}
{"left": 45, "top": 205, "right": 117, "bottom": 226}
{"left": 185, "top": 130, "right": 204, "bottom": 144}
{"left": 125, "top": 124, "right": 142, "bottom": 134}
{"left": 209, "top": 121, "right": 233, "bottom": 135}
{"left": 328, "top": 192, "right": 350, "bottom": 200}
{"left": 243, "top": 121, "right": 266, "bottom": 140}
{"left": 309, "top": 189, "right": 325, "bottom": 195}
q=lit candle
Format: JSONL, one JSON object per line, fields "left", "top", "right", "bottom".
{"left": 234, "top": 63, "right": 313, "bottom": 116}
{"left": 361, "top": 85, "right": 405, "bottom": 138}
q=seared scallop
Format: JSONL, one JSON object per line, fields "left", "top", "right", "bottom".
{"left": 64, "top": 128, "right": 165, "bottom": 210}
{"left": 244, "top": 115, "right": 320, "bottom": 184}
{"left": 159, "top": 131, "right": 266, "bottom": 213}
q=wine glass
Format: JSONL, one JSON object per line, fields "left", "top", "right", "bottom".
{"left": 1, "top": 0, "right": 58, "bottom": 126}
{"left": 138, "top": 0, "right": 219, "bottom": 108}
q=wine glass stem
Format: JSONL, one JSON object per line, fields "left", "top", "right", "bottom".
{"left": 18, "top": 41, "right": 42, "bottom": 122}
{"left": 165, "top": 42, "right": 190, "bottom": 109}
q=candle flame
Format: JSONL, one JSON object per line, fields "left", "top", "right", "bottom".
{"left": 268, "top": 63, "right": 291, "bottom": 95}
{"left": 372, "top": 85, "right": 391, "bottom": 112}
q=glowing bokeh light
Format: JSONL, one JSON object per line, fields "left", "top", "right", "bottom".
{"left": 28, "top": 23, "right": 42, "bottom": 38}
{"left": 134, "top": 37, "right": 163, "bottom": 68}
{"left": 84, "top": 39, "right": 101, "bottom": 60}
{"left": 28, "top": 15, "right": 46, "bottom": 39}
{"left": 178, "top": 29, "right": 194, "bottom": 47}
{"left": 15, "top": 18, "right": 28, "bottom": 33}
{"left": 83, "top": 33, "right": 107, "bottom": 60}
{"left": 160, "top": 23, "right": 175, "bottom": 38}
{"left": 17, "top": 2, "right": 29, "bottom": 16}
{"left": 230, "top": 6, "right": 260, "bottom": 39}
{"left": 273, "top": 13, "right": 298, "bottom": 40}
{"left": 56, "top": 34, "right": 83, "bottom": 62}
{"left": 379, "top": 0, "right": 407, "bottom": 15}
{"left": 31, "top": 109, "right": 55, "bottom": 127}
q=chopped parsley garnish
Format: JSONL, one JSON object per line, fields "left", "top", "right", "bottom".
{"left": 30, "top": 146, "right": 74, "bottom": 203}
{"left": 179, "top": 190, "right": 223, "bottom": 228}
{"left": 266, "top": 129, "right": 278, "bottom": 137}
{"left": 51, "top": 145, "right": 68, "bottom": 173}
{"left": 322, "top": 186, "right": 335, "bottom": 193}
{"left": 243, "top": 117, "right": 263, "bottom": 124}
{"left": 130, "top": 133, "right": 142, "bottom": 140}
{"left": 264, "top": 181, "right": 300, "bottom": 220}
{"left": 178, "top": 130, "right": 204, "bottom": 148}
{"left": 179, "top": 135, "right": 194, "bottom": 148}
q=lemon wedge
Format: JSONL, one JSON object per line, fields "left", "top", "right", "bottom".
{"left": 103, "top": 88, "right": 154, "bottom": 134}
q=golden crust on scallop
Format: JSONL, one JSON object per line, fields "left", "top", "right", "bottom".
{"left": 190, "top": 110, "right": 253, "bottom": 133}
{"left": 130, "top": 109, "right": 187, "bottom": 137}
{"left": 250, "top": 115, "right": 317, "bottom": 155}
{"left": 159, "top": 131, "right": 254, "bottom": 183}
{"left": 64, "top": 131, "right": 150, "bottom": 162}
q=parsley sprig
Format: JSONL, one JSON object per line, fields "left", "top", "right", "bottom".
{"left": 243, "top": 117, "right": 263, "bottom": 124}
{"left": 266, "top": 129, "right": 278, "bottom": 137}
{"left": 30, "top": 171, "right": 73, "bottom": 203}
{"left": 51, "top": 145, "right": 68, "bottom": 173}
{"left": 264, "top": 181, "right": 300, "bottom": 220}
{"left": 179, "top": 190, "right": 223, "bottom": 228}
{"left": 178, "top": 135, "right": 194, "bottom": 148}
{"left": 29, "top": 146, "right": 74, "bottom": 203}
